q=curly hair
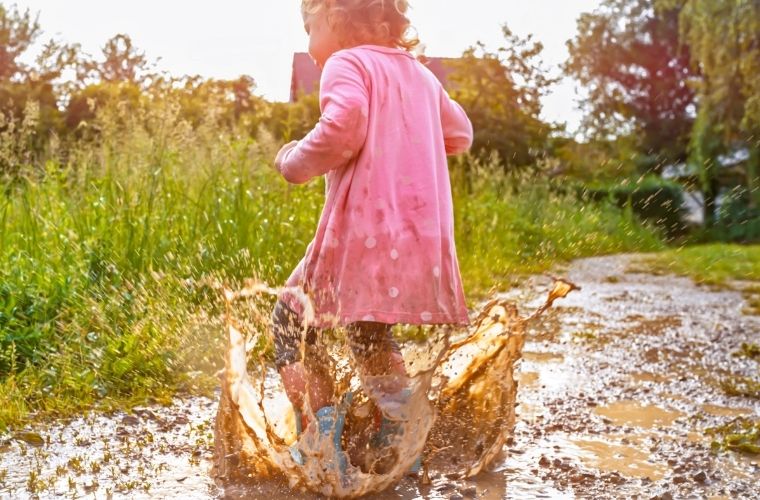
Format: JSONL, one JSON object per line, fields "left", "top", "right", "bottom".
{"left": 302, "top": 0, "right": 419, "bottom": 51}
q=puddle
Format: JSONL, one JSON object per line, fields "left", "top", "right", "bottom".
{"left": 214, "top": 280, "right": 578, "bottom": 497}
{"left": 0, "top": 398, "right": 218, "bottom": 498}
{"left": 700, "top": 404, "right": 754, "bottom": 418}
{"left": 523, "top": 351, "right": 565, "bottom": 363}
{"left": 594, "top": 401, "right": 684, "bottom": 428}
{"left": 3, "top": 254, "right": 760, "bottom": 498}
{"left": 572, "top": 438, "right": 667, "bottom": 480}
{"left": 517, "top": 371, "right": 540, "bottom": 388}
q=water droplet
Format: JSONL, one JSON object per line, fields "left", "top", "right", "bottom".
{"left": 365, "top": 237, "right": 377, "bottom": 249}
{"left": 389, "top": 287, "right": 399, "bottom": 298}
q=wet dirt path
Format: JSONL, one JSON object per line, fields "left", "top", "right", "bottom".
{"left": 2, "top": 254, "right": 759, "bottom": 498}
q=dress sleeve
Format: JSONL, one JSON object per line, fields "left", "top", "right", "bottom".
{"left": 278, "top": 52, "right": 370, "bottom": 184}
{"left": 439, "top": 88, "right": 473, "bottom": 155}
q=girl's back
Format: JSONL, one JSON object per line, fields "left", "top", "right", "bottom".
{"left": 276, "top": 1, "right": 472, "bottom": 328}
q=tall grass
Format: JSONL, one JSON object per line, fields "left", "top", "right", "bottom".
{"left": 0, "top": 100, "right": 664, "bottom": 429}
{"left": 451, "top": 156, "right": 664, "bottom": 291}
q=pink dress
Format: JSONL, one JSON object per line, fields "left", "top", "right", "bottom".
{"left": 278, "top": 45, "right": 473, "bottom": 328}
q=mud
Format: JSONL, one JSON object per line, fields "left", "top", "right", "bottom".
{"left": 212, "top": 280, "right": 576, "bottom": 497}
{"left": 2, "top": 254, "right": 759, "bottom": 498}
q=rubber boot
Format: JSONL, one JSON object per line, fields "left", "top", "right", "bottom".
{"left": 371, "top": 388, "right": 421, "bottom": 473}
{"left": 289, "top": 393, "right": 353, "bottom": 480}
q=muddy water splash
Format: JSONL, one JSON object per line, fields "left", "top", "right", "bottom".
{"left": 213, "top": 279, "right": 579, "bottom": 498}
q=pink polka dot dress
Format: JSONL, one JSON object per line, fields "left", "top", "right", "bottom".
{"left": 278, "top": 45, "right": 473, "bottom": 328}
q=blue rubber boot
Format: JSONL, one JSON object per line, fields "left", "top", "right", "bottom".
{"left": 371, "top": 388, "right": 421, "bottom": 473}
{"left": 315, "top": 404, "right": 349, "bottom": 476}
{"left": 289, "top": 393, "right": 353, "bottom": 478}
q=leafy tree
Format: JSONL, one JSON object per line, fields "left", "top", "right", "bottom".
{"left": 565, "top": 0, "right": 696, "bottom": 170}
{"left": 447, "top": 25, "right": 556, "bottom": 170}
{"left": 0, "top": 4, "right": 84, "bottom": 173}
{"left": 659, "top": 0, "right": 760, "bottom": 210}
{"left": 0, "top": 3, "right": 40, "bottom": 81}
{"left": 87, "top": 34, "right": 153, "bottom": 85}
{"left": 65, "top": 35, "right": 159, "bottom": 134}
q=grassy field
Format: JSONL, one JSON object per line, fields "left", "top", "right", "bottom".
{"left": 643, "top": 244, "right": 760, "bottom": 284}
{"left": 0, "top": 103, "right": 665, "bottom": 430}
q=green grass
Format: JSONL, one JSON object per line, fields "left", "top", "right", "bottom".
{"left": 708, "top": 417, "right": 760, "bottom": 455}
{"left": 642, "top": 244, "right": 760, "bottom": 285}
{"left": 453, "top": 163, "right": 664, "bottom": 292}
{"left": 0, "top": 102, "right": 665, "bottom": 430}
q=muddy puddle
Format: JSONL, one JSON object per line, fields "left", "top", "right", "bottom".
{"left": 2, "top": 254, "right": 759, "bottom": 498}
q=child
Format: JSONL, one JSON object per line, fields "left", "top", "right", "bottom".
{"left": 272, "top": 0, "right": 473, "bottom": 464}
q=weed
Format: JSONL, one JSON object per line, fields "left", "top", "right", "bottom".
{"left": 721, "top": 376, "right": 760, "bottom": 400}
{"left": 707, "top": 417, "right": 760, "bottom": 455}
{"left": 735, "top": 343, "right": 760, "bottom": 361}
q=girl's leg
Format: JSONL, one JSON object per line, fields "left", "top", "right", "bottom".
{"left": 348, "top": 322, "right": 408, "bottom": 384}
{"left": 272, "top": 301, "right": 333, "bottom": 422}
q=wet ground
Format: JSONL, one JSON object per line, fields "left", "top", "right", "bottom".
{"left": 2, "top": 254, "right": 759, "bottom": 499}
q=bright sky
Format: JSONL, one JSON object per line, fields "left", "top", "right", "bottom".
{"left": 16, "top": 0, "right": 600, "bottom": 132}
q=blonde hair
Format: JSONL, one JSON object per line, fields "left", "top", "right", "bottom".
{"left": 302, "top": 0, "right": 419, "bottom": 51}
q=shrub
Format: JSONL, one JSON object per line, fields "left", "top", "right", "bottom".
{"left": 579, "top": 176, "right": 688, "bottom": 239}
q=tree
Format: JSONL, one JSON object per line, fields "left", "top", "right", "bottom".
{"left": 659, "top": 0, "right": 760, "bottom": 210}
{"left": 446, "top": 25, "right": 556, "bottom": 170}
{"left": 0, "top": 3, "right": 40, "bottom": 81}
{"left": 565, "top": 0, "right": 696, "bottom": 170}
{"left": 76, "top": 34, "right": 154, "bottom": 86}
{"left": 0, "top": 4, "right": 83, "bottom": 173}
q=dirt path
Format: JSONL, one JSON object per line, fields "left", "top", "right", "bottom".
{"left": 1, "top": 254, "right": 758, "bottom": 499}
{"left": 500, "top": 254, "right": 760, "bottom": 499}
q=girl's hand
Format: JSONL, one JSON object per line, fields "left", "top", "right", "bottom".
{"left": 275, "top": 141, "right": 299, "bottom": 173}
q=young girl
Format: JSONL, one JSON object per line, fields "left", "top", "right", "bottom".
{"left": 272, "top": 0, "right": 473, "bottom": 464}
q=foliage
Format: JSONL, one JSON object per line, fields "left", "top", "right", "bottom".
{"left": 446, "top": 25, "right": 556, "bottom": 169}
{"left": 736, "top": 343, "right": 760, "bottom": 361}
{"left": 707, "top": 417, "right": 760, "bottom": 455}
{"left": 85, "top": 33, "right": 152, "bottom": 85}
{"left": 715, "top": 186, "right": 760, "bottom": 242}
{"left": 0, "top": 3, "right": 42, "bottom": 81}
{"left": 450, "top": 154, "right": 664, "bottom": 291}
{"left": 565, "top": 0, "right": 696, "bottom": 168}
{"left": 642, "top": 243, "right": 760, "bottom": 284}
{"left": 658, "top": 0, "right": 760, "bottom": 209}
{"left": 0, "top": 4, "right": 80, "bottom": 162}
{"left": 264, "top": 92, "right": 321, "bottom": 142}
{"left": 0, "top": 97, "right": 665, "bottom": 429}
{"left": 580, "top": 176, "right": 688, "bottom": 238}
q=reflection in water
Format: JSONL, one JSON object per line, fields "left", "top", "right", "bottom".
{"left": 594, "top": 401, "right": 684, "bottom": 428}
{"left": 214, "top": 280, "right": 579, "bottom": 497}
{"left": 572, "top": 438, "right": 666, "bottom": 481}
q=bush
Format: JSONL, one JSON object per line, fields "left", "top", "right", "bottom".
{"left": 716, "top": 188, "right": 760, "bottom": 243}
{"left": 579, "top": 176, "right": 688, "bottom": 239}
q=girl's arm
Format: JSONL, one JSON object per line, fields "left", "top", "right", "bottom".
{"left": 277, "top": 53, "right": 369, "bottom": 184}
{"left": 439, "top": 90, "right": 473, "bottom": 155}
